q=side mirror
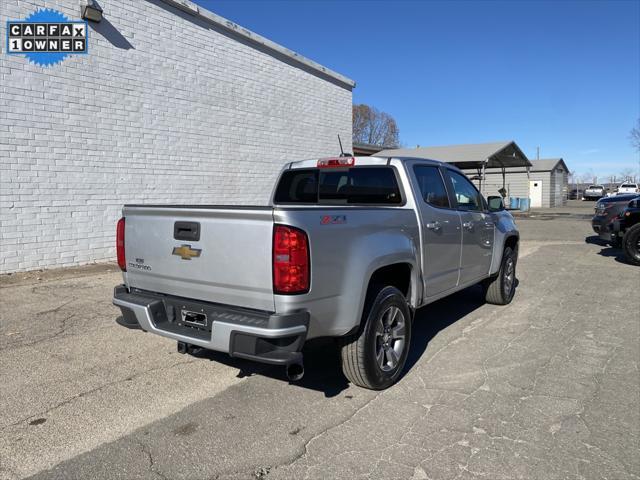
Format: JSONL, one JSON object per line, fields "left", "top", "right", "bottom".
{"left": 487, "top": 196, "right": 505, "bottom": 212}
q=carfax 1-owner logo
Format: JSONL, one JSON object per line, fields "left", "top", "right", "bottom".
{"left": 6, "top": 8, "right": 88, "bottom": 67}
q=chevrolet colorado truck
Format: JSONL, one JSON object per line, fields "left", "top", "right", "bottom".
{"left": 113, "top": 156, "right": 519, "bottom": 390}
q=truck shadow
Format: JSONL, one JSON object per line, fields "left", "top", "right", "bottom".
{"left": 188, "top": 337, "right": 349, "bottom": 398}
{"left": 594, "top": 247, "right": 635, "bottom": 265}
{"left": 585, "top": 235, "right": 633, "bottom": 265}
{"left": 186, "top": 284, "right": 492, "bottom": 397}
{"left": 406, "top": 285, "right": 486, "bottom": 372}
{"left": 585, "top": 234, "right": 608, "bottom": 246}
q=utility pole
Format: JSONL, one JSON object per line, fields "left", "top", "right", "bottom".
{"left": 536, "top": 146, "right": 540, "bottom": 160}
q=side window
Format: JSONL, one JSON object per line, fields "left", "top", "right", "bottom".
{"left": 448, "top": 170, "right": 482, "bottom": 211}
{"left": 413, "top": 165, "right": 450, "bottom": 208}
{"left": 274, "top": 169, "right": 319, "bottom": 203}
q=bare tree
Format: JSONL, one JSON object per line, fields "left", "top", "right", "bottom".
{"left": 619, "top": 167, "right": 635, "bottom": 182}
{"left": 353, "top": 104, "right": 400, "bottom": 147}
{"left": 630, "top": 118, "right": 640, "bottom": 151}
{"left": 576, "top": 170, "right": 596, "bottom": 187}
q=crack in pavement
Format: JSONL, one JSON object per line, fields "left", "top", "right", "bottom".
{"left": 256, "top": 242, "right": 639, "bottom": 479}
{"left": 0, "top": 297, "right": 80, "bottom": 351}
{"left": 137, "top": 441, "right": 169, "bottom": 480}
{"left": 3, "top": 224, "right": 638, "bottom": 480}
{"left": 1, "top": 359, "right": 199, "bottom": 431}
{"left": 222, "top": 391, "right": 384, "bottom": 480}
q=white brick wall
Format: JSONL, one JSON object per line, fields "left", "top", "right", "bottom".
{"left": 0, "top": 0, "right": 353, "bottom": 273}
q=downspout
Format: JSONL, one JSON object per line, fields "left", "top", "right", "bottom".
{"left": 500, "top": 160, "right": 507, "bottom": 198}
{"left": 480, "top": 159, "right": 487, "bottom": 195}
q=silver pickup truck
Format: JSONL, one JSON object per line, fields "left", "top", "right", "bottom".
{"left": 113, "top": 155, "right": 519, "bottom": 390}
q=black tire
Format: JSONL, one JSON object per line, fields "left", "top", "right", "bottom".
{"left": 340, "top": 286, "right": 412, "bottom": 390}
{"left": 483, "top": 246, "right": 517, "bottom": 305}
{"left": 622, "top": 224, "right": 640, "bottom": 266}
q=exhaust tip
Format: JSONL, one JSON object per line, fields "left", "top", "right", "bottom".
{"left": 286, "top": 363, "right": 304, "bottom": 382}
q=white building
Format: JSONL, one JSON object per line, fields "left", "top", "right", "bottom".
{"left": 0, "top": 0, "right": 354, "bottom": 273}
{"left": 376, "top": 143, "right": 568, "bottom": 209}
{"left": 479, "top": 158, "right": 569, "bottom": 209}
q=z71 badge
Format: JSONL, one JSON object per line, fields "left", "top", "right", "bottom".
{"left": 321, "top": 215, "right": 347, "bottom": 225}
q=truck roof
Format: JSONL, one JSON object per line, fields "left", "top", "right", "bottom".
{"left": 287, "top": 155, "right": 457, "bottom": 171}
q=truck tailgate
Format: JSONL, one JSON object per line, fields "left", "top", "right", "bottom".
{"left": 122, "top": 206, "right": 275, "bottom": 312}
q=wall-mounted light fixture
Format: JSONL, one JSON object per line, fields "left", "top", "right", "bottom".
{"left": 81, "top": 1, "right": 103, "bottom": 23}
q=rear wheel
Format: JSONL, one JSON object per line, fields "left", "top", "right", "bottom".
{"left": 622, "top": 224, "right": 640, "bottom": 265}
{"left": 483, "top": 246, "right": 517, "bottom": 305}
{"left": 340, "top": 286, "right": 412, "bottom": 390}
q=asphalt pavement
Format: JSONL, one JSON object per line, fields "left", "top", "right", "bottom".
{"left": 1, "top": 201, "right": 638, "bottom": 480}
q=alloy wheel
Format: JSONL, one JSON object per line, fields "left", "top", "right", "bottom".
{"left": 503, "top": 257, "right": 515, "bottom": 299}
{"left": 374, "top": 306, "right": 406, "bottom": 372}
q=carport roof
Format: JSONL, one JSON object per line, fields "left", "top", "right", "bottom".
{"left": 376, "top": 141, "right": 531, "bottom": 169}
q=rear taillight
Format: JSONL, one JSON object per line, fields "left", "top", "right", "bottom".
{"left": 273, "top": 225, "right": 309, "bottom": 294}
{"left": 116, "top": 217, "right": 126, "bottom": 271}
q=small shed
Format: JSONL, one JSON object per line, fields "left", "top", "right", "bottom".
{"left": 477, "top": 158, "right": 569, "bottom": 208}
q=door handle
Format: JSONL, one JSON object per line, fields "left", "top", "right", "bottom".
{"left": 174, "top": 221, "right": 201, "bottom": 241}
{"left": 425, "top": 221, "right": 441, "bottom": 231}
{"left": 462, "top": 221, "right": 473, "bottom": 230}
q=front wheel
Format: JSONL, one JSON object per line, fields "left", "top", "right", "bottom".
{"left": 622, "top": 224, "right": 640, "bottom": 265}
{"left": 483, "top": 246, "right": 517, "bottom": 305}
{"left": 340, "top": 286, "right": 412, "bottom": 390}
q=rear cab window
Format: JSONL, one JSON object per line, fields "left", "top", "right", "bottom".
{"left": 274, "top": 167, "right": 403, "bottom": 205}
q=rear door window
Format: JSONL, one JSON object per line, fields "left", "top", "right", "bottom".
{"left": 274, "top": 167, "right": 402, "bottom": 205}
{"left": 413, "top": 165, "right": 450, "bottom": 208}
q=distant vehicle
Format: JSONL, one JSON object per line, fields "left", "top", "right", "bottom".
{"left": 567, "top": 188, "right": 580, "bottom": 200}
{"left": 583, "top": 185, "right": 606, "bottom": 201}
{"left": 609, "top": 198, "right": 640, "bottom": 265}
{"left": 617, "top": 183, "right": 639, "bottom": 195}
{"left": 591, "top": 194, "right": 640, "bottom": 246}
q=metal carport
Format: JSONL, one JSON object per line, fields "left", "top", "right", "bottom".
{"left": 376, "top": 141, "right": 532, "bottom": 194}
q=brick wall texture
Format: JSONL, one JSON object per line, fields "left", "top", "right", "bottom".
{"left": 0, "top": 0, "right": 353, "bottom": 273}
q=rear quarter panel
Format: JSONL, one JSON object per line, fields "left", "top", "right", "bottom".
{"left": 273, "top": 207, "right": 420, "bottom": 338}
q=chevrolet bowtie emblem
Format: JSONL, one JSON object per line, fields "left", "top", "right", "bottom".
{"left": 172, "top": 245, "right": 201, "bottom": 260}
